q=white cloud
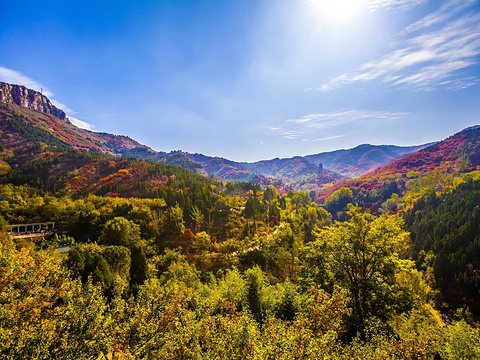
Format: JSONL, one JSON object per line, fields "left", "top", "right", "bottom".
{"left": 312, "top": 134, "right": 346, "bottom": 141}
{"left": 401, "top": 0, "right": 477, "bottom": 34}
{"left": 68, "top": 116, "right": 96, "bottom": 131}
{"left": 317, "top": 1, "right": 480, "bottom": 91}
{"left": 0, "top": 66, "right": 53, "bottom": 97}
{"left": 265, "top": 109, "right": 407, "bottom": 141}
{"left": 367, "top": 0, "right": 427, "bottom": 12}
{"left": 0, "top": 66, "right": 95, "bottom": 130}
{"left": 287, "top": 109, "right": 406, "bottom": 127}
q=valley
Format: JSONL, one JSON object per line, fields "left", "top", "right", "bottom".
{"left": 0, "top": 82, "right": 479, "bottom": 358}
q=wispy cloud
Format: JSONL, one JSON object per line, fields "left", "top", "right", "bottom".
{"left": 317, "top": 0, "right": 480, "bottom": 92}
{"left": 67, "top": 116, "right": 95, "bottom": 131}
{"left": 0, "top": 66, "right": 95, "bottom": 130}
{"left": 367, "top": 0, "right": 427, "bottom": 12}
{"left": 401, "top": 0, "right": 477, "bottom": 34}
{"left": 265, "top": 109, "right": 407, "bottom": 141}
{"left": 312, "top": 134, "right": 345, "bottom": 142}
{"left": 0, "top": 66, "right": 53, "bottom": 97}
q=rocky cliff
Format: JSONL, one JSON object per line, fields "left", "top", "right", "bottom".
{"left": 0, "top": 82, "right": 68, "bottom": 121}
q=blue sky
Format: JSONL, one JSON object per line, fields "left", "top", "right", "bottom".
{"left": 1, "top": 0, "right": 479, "bottom": 162}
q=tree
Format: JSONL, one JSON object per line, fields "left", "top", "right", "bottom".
{"left": 0, "top": 215, "right": 7, "bottom": 233}
{"left": 244, "top": 266, "right": 268, "bottom": 323}
{"left": 275, "top": 279, "right": 299, "bottom": 321}
{"left": 442, "top": 320, "right": 480, "bottom": 359}
{"left": 312, "top": 206, "right": 411, "bottom": 335}
{"left": 263, "top": 185, "right": 278, "bottom": 202}
{"left": 130, "top": 245, "right": 148, "bottom": 289}
{"left": 167, "top": 203, "right": 185, "bottom": 235}
{"left": 324, "top": 187, "right": 353, "bottom": 219}
{"left": 99, "top": 216, "right": 141, "bottom": 247}
{"left": 0, "top": 233, "right": 114, "bottom": 358}
{"left": 192, "top": 231, "right": 211, "bottom": 253}
{"left": 103, "top": 245, "right": 131, "bottom": 296}
{"left": 268, "top": 199, "right": 281, "bottom": 224}
{"left": 244, "top": 196, "right": 261, "bottom": 219}
{"left": 190, "top": 205, "right": 204, "bottom": 232}
{"left": 83, "top": 252, "right": 113, "bottom": 291}
{"left": 66, "top": 246, "right": 85, "bottom": 278}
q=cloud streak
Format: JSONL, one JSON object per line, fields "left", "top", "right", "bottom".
{"left": 367, "top": 0, "right": 428, "bottom": 12}
{"left": 401, "top": 0, "right": 477, "bottom": 34}
{"left": 0, "top": 66, "right": 95, "bottom": 130}
{"left": 0, "top": 66, "right": 53, "bottom": 97}
{"left": 265, "top": 109, "right": 407, "bottom": 141}
{"left": 312, "top": 134, "right": 345, "bottom": 142}
{"left": 317, "top": 0, "right": 480, "bottom": 92}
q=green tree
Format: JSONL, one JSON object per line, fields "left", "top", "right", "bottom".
{"left": 130, "top": 245, "right": 148, "bottom": 289}
{"left": 324, "top": 187, "right": 353, "bottom": 219}
{"left": 66, "top": 246, "right": 85, "bottom": 278}
{"left": 102, "top": 245, "right": 131, "bottom": 296}
{"left": 244, "top": 196, "right": 261, "bottom": 219}
{"left": 167, "top": 203, "right": 185, "bottom": 235}
{"left": 442, "top": 320, "right": 480, "bottom": 359}
{"left": 313, "top": 206, "right": 411, "bottom": 335}
{"left": 190, "top": 205, "right": 204, "bottom": 232}
{"left": 192, "top": 231, "right": 211, "bottom": 253}
{"left": 83, "top": 252, "right": 113, "bottom": 291}
{"left": 268, "top": 199, "right": 281, "bottom": 224}
{"left": 274, "top": 279, "right": 299, "bottom": 321}
{"left": 99, "top": 216, "right": 141, "bottom": 247}
{"left": 0, "top": 215, "right": 8, "bottom": 233}
{"left": 244, "top": 266, "right": 268, "bottom": 323}
{"left": 263, "top": 185, "right": 279, "bottom": 202}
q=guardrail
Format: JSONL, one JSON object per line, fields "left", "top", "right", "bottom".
{"left": 7, "top": 222, "right": 55, "bottom": 236}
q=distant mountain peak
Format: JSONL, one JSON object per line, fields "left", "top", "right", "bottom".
{"left": 0, "top": 82, "right": 68, "bottom": 121}
{"left": 460, "top": 125, "right": 480, "bottom": 133}
{"left": 318, "top": 124, "right": 480, "bottom": 200}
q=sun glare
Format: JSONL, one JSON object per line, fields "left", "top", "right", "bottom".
{"left": 310, "top": 0, "right": 366, "bottom": 27}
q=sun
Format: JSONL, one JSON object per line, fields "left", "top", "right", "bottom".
{"left": 309, "top": 0, "right": 366, "bottom": 27}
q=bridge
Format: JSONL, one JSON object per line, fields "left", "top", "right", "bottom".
{"left": 7, "top": 222, "right": 56, "bottom": 238}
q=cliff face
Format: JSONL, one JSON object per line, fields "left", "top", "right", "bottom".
{"left": 0, "top": 82, "right": 68, "bottom": 121}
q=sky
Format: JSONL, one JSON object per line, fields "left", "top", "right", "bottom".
{"left": 1, "top": 0, "right": 480, "bottom": 162}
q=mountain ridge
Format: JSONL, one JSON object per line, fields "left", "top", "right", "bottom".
{"left": 317, "top": 124, "right": 480, "bottom": 204}
{"left": 0, "top": 82, "right": 68, "bottom": 121}
{"left": 181, "top": 142, "right": 431, "bottom": 192}
{"left": 0, "top": 81, "right": 437, "bottom": 193}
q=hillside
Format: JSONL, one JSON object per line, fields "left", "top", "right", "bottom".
{"left": 0, "top": 83, "right": 299, "bottom": 190}
{"left": 304, "top": 143, "right": 432, "bottom": 178}
{"left": 184, "top": 144, "right": 428, "bottom": 192}
{"left": 0, "top": 99, "right": 217, "bottom": 200}
{"left": 0, "top": 82, "right": 432, "bottom": 194}
{"left": 404, "top": 179, "right": 480, "bottom": 315}
{"left": 0, "top": 82, "right": 206, "bottom": 174}
{"left": 318, "top": 125, "right": 480, "bottom": 210}
{"left": 1, "top": 83, "right": 480, "bottom": 358}
{"left": 185, "top": 152, "right": 343, "bottom": 192}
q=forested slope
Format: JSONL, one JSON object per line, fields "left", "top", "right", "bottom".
{"left": 1, "top": 84, "right": 480, "bottom": 358}
{"left": 404, "top": 178, "right": 480, "bottom": 314}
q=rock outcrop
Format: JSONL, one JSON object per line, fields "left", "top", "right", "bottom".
{"left": 0, "top": 82, "right": 68, "bottom": 121}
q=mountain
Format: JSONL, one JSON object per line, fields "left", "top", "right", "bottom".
{"left": 0, "top": 83, "right": 294, "bottom": 195}
{"left": 0, "top": 82, "right": 68, "bottom": 121}
{"left": 182, "top": 143, "right": 430, "bottom": 192}
{"left": 371, "top": 125, "right": 480, "bottom": 177}
{"left": 0, "top": 106, "right": 217, "bottom": 198}
{"left": 0, "top": 81, "right": 431, "bottom": 195}
{"left": 0, "top": 82, "right": 206, "bottom": 174}
{"left": 318, "top": 125, "right": 480, "bottom": 204}
{"left": 184, "top": 152, "right": 343, "bottom": 191}
{"left": 303, "top": 143, "right": 433, "bottom": 178}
